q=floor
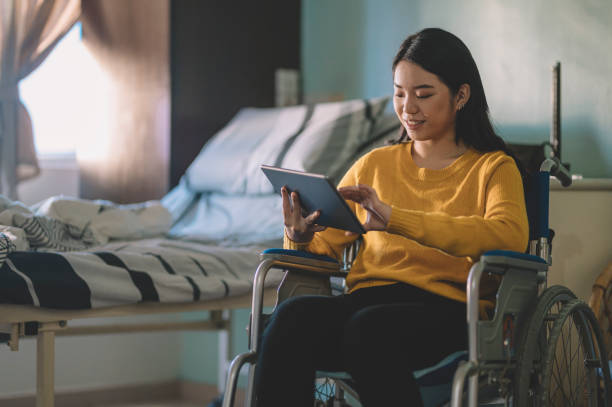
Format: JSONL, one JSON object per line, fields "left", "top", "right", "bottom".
{"left": 97, "top": 402, "right": 204, "bottom": 407}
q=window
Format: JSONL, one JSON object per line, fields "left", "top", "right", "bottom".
{"left": 19, "top": 22, "right": 110, "bottom": 158}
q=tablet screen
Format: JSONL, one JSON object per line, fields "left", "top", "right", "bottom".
{"left": 261, "top": 165, "right": 365, "bottom": 234}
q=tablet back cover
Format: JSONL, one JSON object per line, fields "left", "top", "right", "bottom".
{"left": 261, "top": 165, "right": 365, "bottom": 234}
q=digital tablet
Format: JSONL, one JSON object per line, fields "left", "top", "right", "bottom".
{"left": 261, "top": 165, "right": 366, "bottom": 234}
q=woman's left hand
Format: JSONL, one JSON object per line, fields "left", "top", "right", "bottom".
{"left": 338, "top": 184, "right": 391, "bottom": 232}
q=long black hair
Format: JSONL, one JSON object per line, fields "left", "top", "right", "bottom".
{"left": 390, "top": 28, "right": 528, "bottom": 182}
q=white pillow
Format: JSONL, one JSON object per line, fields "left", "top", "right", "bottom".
{"left": 185, "top": 97, "right": 389, "bottom": 194}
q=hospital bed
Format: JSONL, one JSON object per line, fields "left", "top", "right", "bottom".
{"left": 0, "top": 97, "right": 397, "bottom": 407}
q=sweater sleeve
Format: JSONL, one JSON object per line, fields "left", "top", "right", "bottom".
{"left": 283, "top": 158, "right": 363, "bottom": 260}
{"left": 386, "top": 158, "right": 529, "bottom": 259}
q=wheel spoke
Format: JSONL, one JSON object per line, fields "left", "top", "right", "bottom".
{"left": 550, "top": 367, "right": 565, "bottom": 404}
{"left": 554, "top": 320, "right": 572, "bottom": 404}
{"left": 567, "top": 313, "right": 586, "bottom": 406}
{"left": 514, "top": 288, "right": 578, "bottom": 407}
{"left": 568, "top": 318, "right": 581, "bottom": 395}
{"left": 576, "top": 315, "right": 596, "bottom": 406}
{"left": 550, "top": 355, "right": 562, "bottom": 399}
{"left": 571, "top": 367, "right": 589, "bottom": 406}
{"left": 551, "top": 351, "right": 571, "bottom": 405}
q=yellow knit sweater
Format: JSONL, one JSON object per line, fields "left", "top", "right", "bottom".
{"left": 284, "top": 141, "right": 529, "bottom": 304}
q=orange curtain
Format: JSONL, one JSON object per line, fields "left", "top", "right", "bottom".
{"left": 78, "top": 0, "right": 170, "bottom": 203}
{"left": 0, "top": 0, "right": 80, "bottom": 199}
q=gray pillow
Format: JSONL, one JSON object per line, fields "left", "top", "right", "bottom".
{"left": 186, "top": 97, "right": 389, "bottom": 195}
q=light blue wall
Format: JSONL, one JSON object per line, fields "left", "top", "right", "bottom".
{"left": 303, "top": 0, "right": 612, "bottom": 178}
{"left": 180, "top": 0, "right": 612, "bottom": 387}
{"left": 180, "top": 309, "right": 251, "bottom": 386}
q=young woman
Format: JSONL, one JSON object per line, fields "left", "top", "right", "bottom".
{"left": 254, "top": 28, "right": 529, "bottom": 407}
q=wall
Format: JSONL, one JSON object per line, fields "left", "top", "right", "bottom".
{"left": 548, "top": 184, "right": 612, "bottom": 302}
{"left": 0, "top": 316, "right": 181, "bottom": 398}
{"left": 302, "top": 0, "right": 612, "bottom": 178}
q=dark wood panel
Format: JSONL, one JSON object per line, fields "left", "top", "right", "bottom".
{"left": 170, "top": 0, "right": 301, "bottom": 187}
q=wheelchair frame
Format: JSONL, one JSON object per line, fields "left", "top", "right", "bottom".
{"left": 222, "top": 158, "right": 610, "bottom": 407}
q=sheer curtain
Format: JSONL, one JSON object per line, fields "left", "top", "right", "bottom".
{"left": 0, "top": 0, "right": 80, "bottom": 199}
{"left": 79, "top": 0, "right": 170, "bottom": 203}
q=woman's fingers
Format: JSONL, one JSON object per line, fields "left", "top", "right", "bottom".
{"left": 357, "top": 183, "right": 375, "bottom": 193}
{"left": 281, "top": 186, "right": 292, "bottom": 214}
{"left": 339, "top": 184, "right": 391, "bottom": 231}
{"left": 339, "top": 184, "right": 378, "bottom": 201}
{"left": 303, "top": 210, "right": 321, "bottom": 227}
{"left": 303, "top": 209, "right": 327, "bottom": 232}
{"left": 338, "top": 186, "right": 366, "bottom": 202}
{"left": 290, "top": 191, "right": 301, "bottom": 212}
{"left": 281, "top": 186, "right": 298, "bottom": 228}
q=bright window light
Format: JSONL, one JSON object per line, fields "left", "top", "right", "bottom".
{"left": 20, "top": 22, "right": 110, "bottom": 158}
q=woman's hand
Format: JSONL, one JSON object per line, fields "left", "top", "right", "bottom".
{"left": 338, "top": 184, "right": 391, "bottom": 232}
{"left": 282, "top": 186, "right": 327, "bottom": 242}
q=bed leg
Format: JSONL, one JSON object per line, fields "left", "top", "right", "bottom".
{"left": 36, "top": 322, "right": 59, "bottom": 407}
{"left": 217, "top": 310, "right": 231, "bottom": 394}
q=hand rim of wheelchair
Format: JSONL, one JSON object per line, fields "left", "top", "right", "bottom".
{"left": 538, "top": 299, "right": 610, "bottom": 407}
{"left": 513, "top": 285, "right": 577, "bottom": 406}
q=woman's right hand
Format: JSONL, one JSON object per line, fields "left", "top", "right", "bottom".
{"left": 282, "top": 186, "right": 326, "bottom": 243}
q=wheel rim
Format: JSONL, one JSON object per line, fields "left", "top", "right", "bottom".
{"left": 541, "top": 300, "right": 609, "bottom": 407}
{"left": 535, "top": 297, "right": 569, "bottom": 396}
{"left": 547, "top": 308, "right": 596, "bottom": 406}
{"left": 514, "top": 285, "right": 576, "bottom": 406}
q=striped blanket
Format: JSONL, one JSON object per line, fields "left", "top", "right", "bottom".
{"left": 0, "top": 238, "right": 282, "bottom": 310}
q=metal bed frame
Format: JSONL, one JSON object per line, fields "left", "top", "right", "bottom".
{"left": 0, "top": 287, "right": 278, "bottom": 407}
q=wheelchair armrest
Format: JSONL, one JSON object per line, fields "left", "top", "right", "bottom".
{"left": 466, "top": 250, "right": 547, "bottom": 373}
{"left": 260, "top": 248, "right": 348, "bottom": 278}
{"left": 248, "top": 249, "right": 347, "bottom": 353}
{"left": 479, "top": 250, "right": 548, "bottom": 275}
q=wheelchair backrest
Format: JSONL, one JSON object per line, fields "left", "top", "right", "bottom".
{"left": 525, "top": 169, "right": 551, "bottom": 243}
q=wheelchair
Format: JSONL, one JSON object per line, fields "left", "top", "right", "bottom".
{"left": 222, "top": 157, "right": 611, "bottom": 407}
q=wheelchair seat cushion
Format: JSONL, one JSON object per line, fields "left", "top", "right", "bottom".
{"left": 483, "top": 249, "right": 547, "bottom": 264}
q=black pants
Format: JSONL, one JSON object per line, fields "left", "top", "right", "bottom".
{"left": 254, "top": 282, "right": 468, "bottom": 407}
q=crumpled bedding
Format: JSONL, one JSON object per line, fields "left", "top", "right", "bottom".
{"left": 0, "top": 195, "right": 172, "bottom": 266}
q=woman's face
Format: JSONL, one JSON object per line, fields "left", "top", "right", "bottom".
{"left": 393, "top": 60, "right": 459, "bottom": 144}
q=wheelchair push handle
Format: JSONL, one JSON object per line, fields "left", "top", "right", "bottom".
{"left": 541, "top": 156, "right": 572, "bottom": 187}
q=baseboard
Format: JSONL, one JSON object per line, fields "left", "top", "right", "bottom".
{"left": 180, "top": 380, "right": 245, "bottom": 406}
{"left": 0, "top": 381, "right": 181, "bottom": 407}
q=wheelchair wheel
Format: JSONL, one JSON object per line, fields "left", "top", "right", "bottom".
{"left": 514, "top": 285, "right": 576, "bottom": 406}
{"left": 314, "top": 377, "right": 335, "bottom": 406}
{"left": 314, "top": 377, "right": 355, "bottom": 407}
{"left": 539, "top": 299, "right": 610, "bottom": 406}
